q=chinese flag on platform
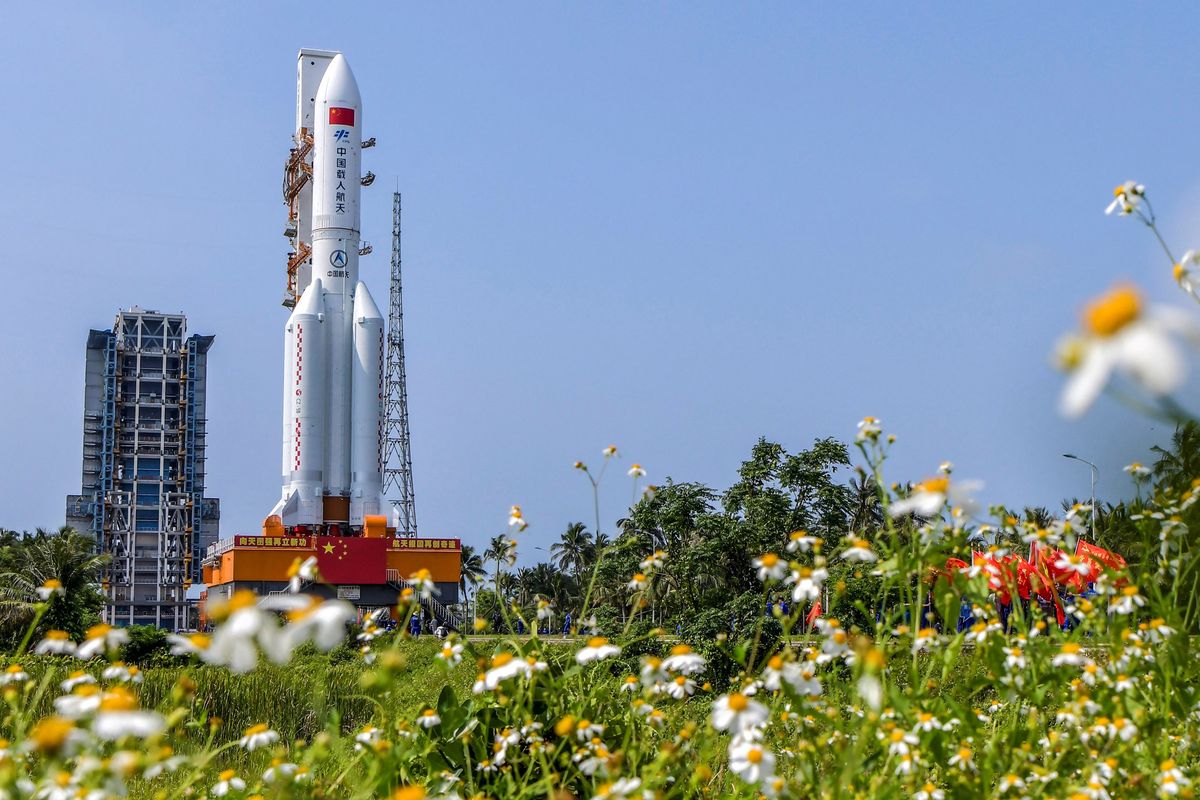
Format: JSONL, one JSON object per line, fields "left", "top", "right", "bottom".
{"left": 329, "top": 107, "right": 355, "bottom": 126}
{"left": 805, "top": 601, "right": 822, "bottom": 628}
{"left": 314, "top": 536, "right": 386, "bottom": 584}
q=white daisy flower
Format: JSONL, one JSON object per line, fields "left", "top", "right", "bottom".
{"left": 627, "top": 463, "right": 646, "bottom": 478}
{"left": 914, "top": 782, "right": 945, "bottom": 800}
{"left": 664, "top": 675, "right": 697, "bottom": 699}
{"left": 287, "top": 556, "right": 320, "bottom": 592}
{"left": 790, "top": 566, "right": 827, "bottom": 603}
{"left": 1175, "top": 250, "right": 1200, "bottom": 303}
{"left": 36, "top": 580, "right": 65, "bottom": 601}
{"left": 1109, "top": 585, "right": 1146, "bottom": 615}
{"left": 75, "top": 623, "right": 130, "bottom": 660}
{"left": 754, "top": 553, "right": 788, "bottom": 582}
{"left": 593, "top": 777, "right": 643, "bottom": 800}
{"left": 729, "top": 736, "right": 777, "bottom": 786}
{"left": 855, "top": 416, "right": 882, "bottom": 442}
{"left": 0, "top": 664, "right": 28, "bottom": 685}
{"left": 787, "top": 531, "right": 820, "bottom": 553}
{"left": 508, "top": 504, "right": 528, "bottom": 531}
{"left": 948, "top": 745, "right": 976, "bottom": 772}
{"left": 640, "top": 551, "right": 667, "bottom": 572}
{"left": 478, "top": 652, "right": 533, "bottom": 691}
{"left": 627, "top": 573, "right": 648, "bottom": 591}
{"left": 998, "top": 774, "right": 1026, "bottom": 793}
{"left": 711, "top": 692, "right": 769, "bottom": 734}
{"left": 1059, "top": 284, "right": 1200, "bottom": 418}
{"left": 416, "top": 708, "right": 441, "bottom": 729}
{"left": 661, "top": 645, "right": 706, "bottom": 676}
{"left": 211, "top": 770, "right": 246, "bottom": 797}
{"left": 1051, "top": 643, "right": 1087, "bottom": 667}
{"left": 839, "top": 536, "right": 877, "bottom": 563}
{"left": 437, "top": 641, "right": 464, "bottom": 666}
{"left": 576, "top": 637, "right": 621, "bottom": 665}
{"left": 263, "top": 761, "right": 299, "bottom": 783}
{"left": 34, "top": 630, "right": 77, "bottom": 656}
{"left": 890, "top": 475, "right": 982, "bottom": 519}
{"left": 91, "top": 690, "right": 166, "bottom": 740}
{"left": 354, "top": 726, "right": 381, "bottom": 750}
{"left": 60, "top": 671, "right": 96, "bottom": 693}
{"left": 239, "top": 723, "right": 279, "bottom": 750}
{"left": 1105, "top": 180, "right": 1145, "bottom": 215}
{"left": 101, "top": 663, "right": 141, "bottom": 684}
{"left": 1158, "top": 759, "right": 1190, "bottom": 796}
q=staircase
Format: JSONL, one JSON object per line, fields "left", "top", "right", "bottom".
{"left": 387, "top": 569, "right": 465, "bottom": 632}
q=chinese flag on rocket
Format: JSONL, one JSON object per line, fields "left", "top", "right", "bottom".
{"left": 329, "top": 107, "right": 355, "bottom": 126}
{"left": 314, "top": 536, "right": 386, "bottom": 584}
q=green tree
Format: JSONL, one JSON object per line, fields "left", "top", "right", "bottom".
{"left": 551, "top": 522, "right": 591, "bottom": 579}
{"left": 458, "top": 544, "right": 487, "bottom": 597}
{"left": 0, "top": 526, "right": 108, "bottom": 641}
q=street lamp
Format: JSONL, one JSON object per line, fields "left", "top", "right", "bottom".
{"left": 1062, "top": 453, "right": 1098, "bottom": 540}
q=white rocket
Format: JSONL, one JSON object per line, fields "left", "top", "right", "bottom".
{"left": 270, "top": 52, "right": 386, "bottom": 534}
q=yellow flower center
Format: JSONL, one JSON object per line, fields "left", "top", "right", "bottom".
{"left": 670, "top": 645, "right": 692, "bottom": 656}
{"left": 30, "top": 717, "right": 74, "bottom": 752}
{"left": 760, "top": 553, "right": 779, "bottom": 567}
{"left": 587, "top": 637, "right": 608, "bottom": 648}
{"left": 1083, "top": 284, "right": 1141, "bottom": 337}
{"left": 45, "top": 630, "right": 69, "bottom": 641}
{"left": 747, "top": 747, "right": 763, "bottom": 764}
{"left": 244, "top": 723, "right": 269, "bottom": 736}
{"left": 917, "top": 476, "right": 949, "bottom": 495}
{"left": 491, "top": 653, "right": 513, "bottom": 668}
{"left": 98, "top": 688, "right": 138, "bottom": 712}
{"left": 219, "top": 769, "right": 236, "bottom": 781}
{"left": 767, "top": 655, "right": 783, "bottom": 670}
{"left": 728, "top": 693, "right": 748, "bottom": 712}
{"left": 1061, "top": 643, "right": 1080, "bottom": 655}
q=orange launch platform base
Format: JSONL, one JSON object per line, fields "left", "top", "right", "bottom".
{"left": 201, "top": 534, "right": 462, "bottom": 619}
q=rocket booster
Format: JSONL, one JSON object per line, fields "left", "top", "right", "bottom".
{"left": 271, "top": 53, "right": 385, "bottom": 534}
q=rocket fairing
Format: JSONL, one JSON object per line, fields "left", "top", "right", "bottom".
{"left": 269, "top": 53, "right": 386, "bottom": 535}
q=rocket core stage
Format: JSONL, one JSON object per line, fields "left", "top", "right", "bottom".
{"left": 268, "top": 53, "right": 387, "bottom": 536}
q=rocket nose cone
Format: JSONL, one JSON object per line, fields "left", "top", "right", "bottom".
{"left": 353, "top": 282, "right": 384, "bottom": 321}
{"left": 317, "top": 53, "right": 361, "bottom": 107}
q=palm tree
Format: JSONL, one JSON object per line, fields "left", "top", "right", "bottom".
{"left": 0, "top": 526, "right": 107, "bottom": 640}
{"left": 483, "top": 534, "right": 511, "bottom": 589}
{"left": 847, "top": 475, "right": 884, "bottom": 533}
{"left": 551, "top": 522, "right": 591, "bottom": 578}
{"left": 459, "top": 544, "right": 487, "bottom": 596}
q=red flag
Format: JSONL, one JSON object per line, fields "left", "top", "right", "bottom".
{"left": 805, "top": 601, "right": 822, "bottom": 628}
{"left": 329, "top": 107, "right": 355, "bottom": 126}
{"left": 973, "top": 551, "right": 1009, "bottom": 604}
{"left": 1076, "top": 540, "right": 1127, "bottom": 585}
{"left": 1029, "top": 543, "right": 1067, "bottom": 626}
{"left": 999, "top": 554, "right": 1034, "bottom": 601}
{"left": 314, "top": 536, "right": 386, "bottom": 584}
{"left": 1028, "top": 543, "right": 1059, "bottom": 600}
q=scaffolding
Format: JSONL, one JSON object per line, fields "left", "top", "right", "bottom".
{"left": 383, "top": 193, "right": 417, "bottom": 537}
{"left": 67, "top": 309, "right": 219, "bottom": 631}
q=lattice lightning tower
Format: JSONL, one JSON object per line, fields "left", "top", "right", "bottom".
{"left": 383, "top": 192, "right": 417, "bottom": 536}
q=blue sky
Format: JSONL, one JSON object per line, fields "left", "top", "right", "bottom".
{"left": 3, "top": 5, "right": 1199, "bottom": 562}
